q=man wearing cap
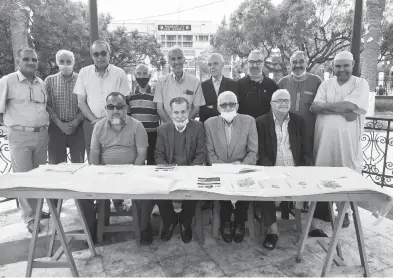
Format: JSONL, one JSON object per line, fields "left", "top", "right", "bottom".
{"left": 237, "top": 50, "right": 278, "bottom": 119}
{"left": 154, "top": 47, "right": 205, "bottom": 123}
{"left": 310, "top": 50, "right": 369, "bottom": 236}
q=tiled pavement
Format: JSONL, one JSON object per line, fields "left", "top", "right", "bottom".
{"left": 1, "top": 199, "right": 393, "bottom": 277}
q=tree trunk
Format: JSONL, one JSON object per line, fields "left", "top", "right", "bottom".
{"left": 361, "top": 0, "right": 386, "bottom": 90}
{"left": 9, "top": 1, "right": 29, "bottom": 70}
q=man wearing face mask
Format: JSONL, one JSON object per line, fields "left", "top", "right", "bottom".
{"left": 237, "top": 50, "right": 278, "bottom": 119}
{"left": 204, "top": 91, "right": 258, "bottom": 243}
{"left": 256, "top": 89, "right": 313, "bottom": 249}
{"left": 127, "top": 64, "right": 159, "bottom": 165}
{"left": 45, "top": 50, "right": 85, "bottom": 164}
{"left": 153, "top": 97, "right": 207, "bottom": 244}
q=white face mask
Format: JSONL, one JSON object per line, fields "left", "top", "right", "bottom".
{"left": 110, "top": 118, "right": 121, "bottom": 125}
{"left": 58, "top": 65, "right": 73, "bottom": 76}
{"left": 173, "top": 118, "right": 189, "bottom": 132}
{"left": 220, "top": 111, "right": 237, "bottom": 122}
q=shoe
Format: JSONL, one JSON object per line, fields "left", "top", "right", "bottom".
{"left": 180, "top": 222, "right": 193, "bottom": 243}
{"left": 161, "top": 217, "right": 178, "bottom": 241}
{"left": 113, "top": 201, "right": 125, "bottom": 212}
{"left": 233, "top": 223, "right": 245, "bottom": 243}
{"left": 301, "top": 202, "right": 309, "bottom": 213}
{"left": 27, "top": 220, "right": 41, "bottom": 234}
{"left": 220, "top": 221, "right": 233, "bottom": 243}
{"left": 140, "top": 224, "right": 153, "bottom": 245}
{"left": 342, "top": 213, "right": 350, "bottom": 228}
{"left": 263, "top": 234, "right": 279, "bottom": 250}
{"left": 41, "top": 212, "right": 50, "bottom": 219}
{"left": 309, "top": 229, "right": 328, "bottom": 237}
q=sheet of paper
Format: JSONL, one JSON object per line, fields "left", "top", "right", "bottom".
{"left": 73, "top": 164, "right": 133, "bottom": 176}
{"left": 211, "top": 164, "right": 264, "bottom": 174}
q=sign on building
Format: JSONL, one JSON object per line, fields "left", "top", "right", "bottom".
{"left": 158, "top": 25, "right": 191, "bottom": 31}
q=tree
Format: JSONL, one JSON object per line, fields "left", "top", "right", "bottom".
{"left": 361, "top": 0, "right": 387, "bottom": 90}
{"left": 212, "top": 0, "right": 353, "bottom": 75}
{"left": 379, "top": 22, "right": 393, "bottom": 63}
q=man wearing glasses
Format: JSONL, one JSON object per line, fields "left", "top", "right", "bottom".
{"left": 237, "top": 50, "right": 278, "bottom": 119}
{"left": 0, "top": 48, "right": 50, "bottom": 233}
{"left": 204, "top": 91, "right": 258, "bottom": 243}
{"left": 73, "top": 40, "right": 130, "bottom": 162}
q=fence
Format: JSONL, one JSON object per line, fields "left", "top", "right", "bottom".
{"left": 0, "top": 118, "right": 393, "bottom": 189}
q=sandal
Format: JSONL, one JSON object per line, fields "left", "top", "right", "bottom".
{"left": 308, "top": 229, "right": 328, "bottom": 237}
{"left": 263, "top": 234, "right": 279, "bottom": 250}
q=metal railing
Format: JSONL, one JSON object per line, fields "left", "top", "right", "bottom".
{"left": 1, "top": 118, "right": 393, "bottom": 189}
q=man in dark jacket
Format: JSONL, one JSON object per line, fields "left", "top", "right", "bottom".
{"left": 256, "top": 89, "right": 329, "bottom": 250}
{"left": 237, "top": 50, "right": 278, "bottom": 119}
{"left": 200, "top": 53, "right": 238, "bottom": 123}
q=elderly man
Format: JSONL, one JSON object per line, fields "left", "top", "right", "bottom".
{"left": 310, "top": 51, "right": 369, "bottom": 236}
{"left": 238, "top": 50, "right": 278, "bottom": 119}
{"left": 127, "top": 64, "right": 159, "bottom": 165}
{"left": 45, "top": 50, "right": 85, "bottom": 164}
{"left": 205, "top": 91, "right": 258, "bottom": 243}
{"left": 199, "top": 53, "right": 238, "bottom": 123}
{"left": 90, "top": 92, "right": 148, "bottom": 242}
{"left": 154, "top": 47, "right": 205, "bottom": 123}
{"left": 0, "top": 48, "right": 50, "bottom": 233}
{"left": 152, "top": 97, "right": 206, "bottom": 244}
{"left": 256, "top": 89, "right": 313, "bottom": 249}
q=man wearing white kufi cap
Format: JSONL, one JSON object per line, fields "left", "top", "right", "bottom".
{"left": 309, "top": 50, "right": 369, "bottom": 235}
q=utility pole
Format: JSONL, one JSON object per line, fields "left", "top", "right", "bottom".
{"left": 350, "top": 0, "right": 363, "bottom": 77}
{"left": 88, "top": 0, "right": 99, "bottom": 45}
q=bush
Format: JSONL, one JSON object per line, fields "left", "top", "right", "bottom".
{"left": 375, "top": 98, "right": 393, "bottom": 112}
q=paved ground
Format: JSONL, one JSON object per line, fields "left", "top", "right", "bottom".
{"left": 0, "top": 199, "right": 393, "bottom": 277}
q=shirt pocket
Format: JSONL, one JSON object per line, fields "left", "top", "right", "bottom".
{"left": 300, "top": 91, "right": 315, "bottom": 104}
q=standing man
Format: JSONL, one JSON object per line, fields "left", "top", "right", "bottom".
{"left": 0, "top": 48, "right": 50, "bottom": 233}
{"left": 127, "top": 64, "right": 159, "bottom": 165}
{"left": 154, "top": 47, "right": 205, "bottom": 123}
{"left": 45, "top": 50, "right": 85, "bottom": 164}
{"left": 237, "top": 50, "right": 278, "bottom": 119}
{"left": 278, "top": 50, "right": 322, "bottom": 214}
{"left": 205, "top": 91, "right": 258, "bottom": 243}
{"left": 73, "top": 40, "right": 130, "bottom": 161}
{"left": 310, "top": 50, "right": 370, "bottom": 235}
{"left": 199, "top": 53, "right": 238, "bottom": 123}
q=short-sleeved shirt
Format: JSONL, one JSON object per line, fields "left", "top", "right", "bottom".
{"left": 73, "top": 64, "right": 130, "bottom": 119}
{"left": 153, "top": 72, "right": 205, "bottom": 118}
{"left": 90, "top": 115, "right": 148, "bottom": 165}
{"left": 0, "top": 71, "right": 49, "bottom": 127}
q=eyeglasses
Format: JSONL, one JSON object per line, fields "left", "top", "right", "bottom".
{"left": 22, "top": 57, "right": 38, "bottom": 62}
{"left": 248, "top": 60, "right": 263, "bottom": 66}
{"left": 92, "top": 51, "right": 108, "bottom": 58}
{"left": 272, "top": 99, "right": 291, "bottom": 104}
{"left": 219, "top": 102, "right": 237, "bottom": 109}
{"left": 29, "top": 87, "right": 46, "bottom": 104}
{"left": 106, "top": 104, "right": 126, "bottom": 110}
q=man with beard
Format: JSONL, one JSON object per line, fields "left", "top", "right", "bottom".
{"left": 310, "top": 51, "right": 369, "bottom": 236}
{"left": 237, "top": 50, "right": 278, "bottom": 119}
{"left": 152, "top": 97, "right": 207, "bottom": 244}
{"left": 45, "top": 50, "right": 85, "bottom": 164}
{"left": 127, "top": 64, "right": 159, "bottom": 165}
{"left": 154, "top": 47, "right": 205, "bottom": 123}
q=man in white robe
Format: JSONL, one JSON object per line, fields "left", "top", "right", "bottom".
{"left": 310, "top": 50, "right": 369, "bottom": 234}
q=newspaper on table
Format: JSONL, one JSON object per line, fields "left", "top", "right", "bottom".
{"left": 211, "top": 164, "right": 265, "bottom": 175}
{"left": 72, "top": 164, "right": 133, "bottom": 176}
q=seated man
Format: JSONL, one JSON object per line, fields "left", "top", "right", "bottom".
{"left": 90, "top": 92, "right": 148, "bottom": 241}
{"left": 204, "top": 91, "right": 258, "bottom": 243}
{"left": 256, "top": 89, "right": 330, "bottom": 249}
{"left": 153, "top": 97, "right": 207, "bottom": 244}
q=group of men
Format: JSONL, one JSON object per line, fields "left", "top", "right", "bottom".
{"left": 0, "top": 39, "right": 369, "bottom": 251}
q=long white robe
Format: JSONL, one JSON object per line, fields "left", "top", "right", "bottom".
{"left": 313, "top": 76, "right": 369, "bottom": 173}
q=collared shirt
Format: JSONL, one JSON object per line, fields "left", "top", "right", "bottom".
{"left": 272, "top": 113, "right": 295, "bottom": 166}
{"left": 222, "top": 116, "right": 234, "bottom": 145}
{"left": 0, "top": 71, "right": 49, "bottom": 127}
{"left": 90, "top": 115, "right": 148, "bottom": 165}
{"left": 45, "top": 72, "right": 85, "bottom": 124}
{"left": 73, "top": 64, "right": 131, "bottom": 118}
{"left": 128, "top": 85, "right": 159, "bottom": 132}
{"left": 154, "top": 72, "right": 205, "bottom": 119}
{"left": 212, "top": 75, "right": 223, "bottom": 95}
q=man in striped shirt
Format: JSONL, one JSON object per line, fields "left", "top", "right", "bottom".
{"left": 127, "top": 64, "right": 159, "bottom": 165}
{"left": 45, "top": 50, "right": 85, "bottom": 164}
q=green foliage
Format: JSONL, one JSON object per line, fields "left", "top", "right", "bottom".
{"left": 380, "top": 22, "right": 393, "bottom": 63}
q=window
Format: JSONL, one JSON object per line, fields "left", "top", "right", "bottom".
{"left": 183, "top": 42, "right": 193, "bottom": 48}
{"left": 183, "top": 35, "right": 193, "bottom": 42}
{"left": 161, "top": 35, "right": 165, "bottom": 41}
{"left": 167, "top": 42, "right": 177, "bottom": 47}
{"left": 177, "top": 35, "right": 182, "bottom": 41}
{"left": 166, "top": 35, "right": 176, "bottom": 41}
{"left": 199, "top": 35, "right": 209, "bottom": 41}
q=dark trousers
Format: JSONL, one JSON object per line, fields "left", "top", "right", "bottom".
{"left": 83, "top": 120, "right": 94, "bottom": 163}
{"left": 156, "top": 200, "right": 198, "bottom": 227}
{"left": 147, "top": 131, "right": 157, "bottom": 165}
{"left": 313, "top": 202, "right": 332, "bottom": 222}
{"left": 79, "top": 199, "right": 97, "bottom": 241}
{"left": 260, "top": 201, "right": 277, "bottom": 227}
{"left": 220, "top": 201, "right": 249, "bottom": 224}
{"left": 48, "top": 123, "right": 85, "bottom": 164}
